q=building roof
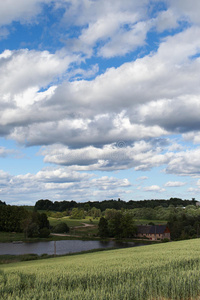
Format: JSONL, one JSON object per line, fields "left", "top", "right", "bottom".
{"left": 137, "top": 225, "right": 169, "bottom": 234}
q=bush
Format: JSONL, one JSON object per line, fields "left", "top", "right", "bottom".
{"left": 161, "top": 238, "right": 170, "bottom": 243}
{"left": 39, "top": 227, "right": 50, "bottom": 238}
{"left": 52, "top": 222, "right": 69, "bottom": 233}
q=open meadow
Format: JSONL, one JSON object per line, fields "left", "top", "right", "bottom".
{"left": 1, "top": 239, "right": 200, "bottom": 299}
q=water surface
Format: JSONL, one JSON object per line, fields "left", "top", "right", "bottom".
{"left": 0, "top": 240, "right": 141, "bottom": 256}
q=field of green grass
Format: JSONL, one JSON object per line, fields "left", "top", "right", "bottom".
{"left": 49, "top": 216, "right": 99, "bottom": 227}
{"left": 49, "top": 216, "right": 99, "bottom": 237}
{"left": 0, "top": 232, "right": 25, "bottom": 243}
{"left": 1, "top": 239, "right": 200, "bottom": 299}
{"left": 134, "top": 218, "right": 167, "bottom": 225}
{"left": 48, "top": 216, "right": 167, "bottom": 227}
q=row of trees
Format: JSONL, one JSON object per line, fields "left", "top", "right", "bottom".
{"left": 35, "top": 198, "right": 197, "bottom": 212}
{"left": 46, "top": 204, "right": 200, "bottom": 224}
{"left": 97, "top": 207, "right": 200, "bottom": 240}
{"left": 0, "top": 205, "right": 50, "bottom": 238}
{"left": 168, "top": 213, "right": 200, "bottom": 240}
{"left": 98, "top": 210, "right": 137, "bottom": 238}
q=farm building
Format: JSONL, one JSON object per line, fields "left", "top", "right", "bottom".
{"left": 136, "top": 225, "right": 170, "bottom": 240}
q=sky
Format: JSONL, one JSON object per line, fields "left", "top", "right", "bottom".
{"left": 1, "top": 0, "right": 200, "bottom": 205}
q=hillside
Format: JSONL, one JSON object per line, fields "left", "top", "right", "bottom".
{"left": 1, "top": 239, "right": 200, "bottom": 299}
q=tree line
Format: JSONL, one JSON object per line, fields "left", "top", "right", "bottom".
{"left": 34, "top": 198, "right": 197, "bottom": 212}
{"left": 98, "top": 205, "right": 200, "bottom": 240}
{"left": 0, "top": 204, "right": 50, "bottom": 238}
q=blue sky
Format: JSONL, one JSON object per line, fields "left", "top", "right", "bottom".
{"left": 1, "top": 0, "right": 200, "bottom": 205}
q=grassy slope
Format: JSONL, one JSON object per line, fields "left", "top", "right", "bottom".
{"left": 1, "top": 239, "right": 200, "bottom": 299}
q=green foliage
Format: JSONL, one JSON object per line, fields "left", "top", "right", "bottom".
{"left": 119, "top": 212, "right": 137, "bottom": 238}
{"left": 2, "top": 239, "right": 200, "bottom": 299}
{"left": 104, "top": 208, "right": 119, "bottom": 219}
{"left": 88, "top": 207, "right": 101, "bottom": 219}
{"left": 168, "top": 212, "right": 200, "bottom": 240}
{"left": 70, "top": 208, "right": 85, "bottom": 219}
{"left": 39, "top": 227, "right": 51, "bottom": 238}
{"left": 22, "top": 211, "right": 50, "bottom": 238}
{"left": 161, "top": 238, "right": 170, "bottom": 243}
{"left": 107, "top": 211, "right": 123, "bottom": 238}
{"left": 0, "top": 206, "right": 27, "bottom": 232}
{"left": 101, "top": 210, "right": 137, "bottom": 238}
{"left": 98, "top": 217, "right": 109, "bottom": 237}
{"left": 52, "top": 222, "right": 69, "bottom": 233}
{"left": 25, "top": 222, "right": 39, "bottom": 238}
{"left": 34, "top": 198, "right": 197, "bottom": 212}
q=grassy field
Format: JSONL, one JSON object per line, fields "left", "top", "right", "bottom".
{"left": 49, "top": 216, "right": 99, "bottom": 238}
{"left": 48, "top": 216, "right": 167, "bottom": 227}
{"left": 49, "top": 216, "right": 99, "bottom": 227}
{"left": 1, "top": 239, "right": 200, "bottom": 299}
{"left": 134, "top": 218, "right": 167, "bottom": 225}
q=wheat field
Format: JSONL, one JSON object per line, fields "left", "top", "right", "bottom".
{"left": 1, "top": 239, "right": 200, "bottom": 299}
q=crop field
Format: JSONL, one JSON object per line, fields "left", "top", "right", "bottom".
{"left": 1, "top": 239, "right": 200, "bottom": 299}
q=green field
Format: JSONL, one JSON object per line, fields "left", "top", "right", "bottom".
{"left": 49, "top": 216, "right": 99, "bottom": 238}
{"left": 134, "top": 218, "right": 167, "bottom": 225}
{"left": 49, "top": 216, "right": 100, "bottom": 227}
{"left": 1, "top": 239, "right": 200, "bottom": 299}
{"left": 48, "top": 216, "right": 166, "bottom": 227}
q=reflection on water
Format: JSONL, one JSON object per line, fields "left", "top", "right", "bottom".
{"left": 0, "top": 240, "right": 140, "bottom": 256}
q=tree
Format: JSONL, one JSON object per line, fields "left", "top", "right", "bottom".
{"left": 98, "top": 217, "right": 109, "bottom": 238}
{"left": 89, "top": 207, "right": 101, "bottom": 219}
{"left": 70, "top": 208, "right": 85, "bottom": 219}
{"left": 52, "top": 222, "right": 69, "bottom": 233}
{"left": 120, "top": 213, "right": 137, "bottom": 238}
{"left": 108, "top": 211, "right": 123, "bottom": 238}
{"left": 21, "top": 211, "right": 50, "bottom": 238}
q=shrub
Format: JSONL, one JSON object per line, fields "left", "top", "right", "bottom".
{"left": 39, "top": 227, "right": 50, "bottom": 238}
{"left": 161, "top": 238, "right": 170, "bottom": 243}
{"left": 52, "top": 222, "right": 69, "bottom": 233}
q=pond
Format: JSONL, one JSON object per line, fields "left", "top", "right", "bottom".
{"left": 0, "top": 240, "right": 143, "bottom": 256}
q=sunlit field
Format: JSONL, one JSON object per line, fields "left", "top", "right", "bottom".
{"left": 48, "top": 216, "right": 100, "bottom": 227}
{"left": 1, "top": 239, "right": 200, "bottom": 299}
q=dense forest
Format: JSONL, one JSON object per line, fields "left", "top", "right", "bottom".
{"left": 34, "top": 198, "right": 197, "bottom": 212}
{"left": 0, "top": 204, "right": 50, "bottom": 238}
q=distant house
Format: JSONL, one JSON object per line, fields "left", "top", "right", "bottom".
{"left": 136, "top": 225, "right": 170, "bottom": 241}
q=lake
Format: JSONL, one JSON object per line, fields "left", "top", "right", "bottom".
{"left": 0, "top": 240, "right": 143, "bottom": 256}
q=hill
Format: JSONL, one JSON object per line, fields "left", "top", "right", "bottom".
{"left": 1, "top": 239, "right": 200, "bottom": 299}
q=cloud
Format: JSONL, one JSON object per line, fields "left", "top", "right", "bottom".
{"left": 165, "top": 148, "right": 200, "bottom": 177}
{"left": 97, "top": 21, "right": 150, "bottom": 58}
{"left": 183, "top": 132, "right": 200, "bottom": 144}
{"left": 144, "top": 185, "right": 165, "bottom": 192}
{"left": 1, "top": 25, "right": 200, "bottom": 147}
{"left": 137, "top": 176, "right": 148, "bottom": 181}
{"left": 1, "top": 0, "right": 200, "bottom": 204}
{"left": 164, "top": 181, "right": 186, "bottom": 187}
{"left": 0, "top": 167, "right": 131, "bottom": 204}
{"left": 61, "top": 0, "right": 151, "bottom": 58}
{"left": 168, "top": 0, "right": 200, "bottom": 25}
{"left": 155, "top": 8, "right": 178, "bottom": 32}
{"left": 0, "top": 49, "right": 74, "bottom": 97}
{"left": 0, "top": 147, "right": 17, "bottom": 158}
{"left": 0, "top": 0, "right": 52, "bottom": 26}
{"left": 0, "top": 27, "right": 9, "bottom": 40}
{"left": 40, "top": 140, "right": 173, "bottom": 171}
